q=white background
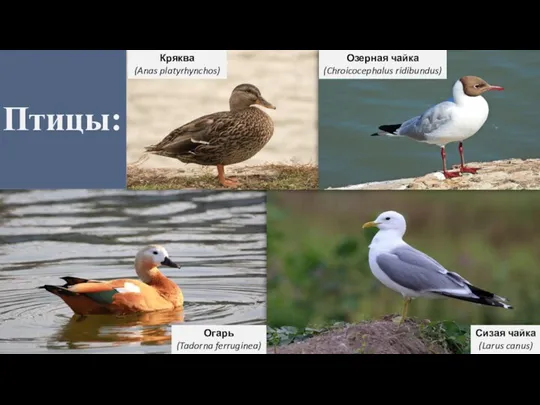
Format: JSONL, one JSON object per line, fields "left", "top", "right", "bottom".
{"left": 319, "top": 50, "right": 447, "bottom": 79}
{"left": 127, "top": 50, "right": 227, "bottom": 79}
{"left": 171, "top": 324, "right": 267, "bottom": 354}
{"left": 471, "top": 325, "right": 540, "bottom": 354}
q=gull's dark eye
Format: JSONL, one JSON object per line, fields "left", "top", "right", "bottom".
{"left": 385, "top": 217, "right": 390, "bottom": 220}
{"left": 153, "top": 251, "right": 158, "bottom": 255}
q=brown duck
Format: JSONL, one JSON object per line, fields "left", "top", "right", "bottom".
{"left": 145, "top": 83, "right": 276, "bottom": 187}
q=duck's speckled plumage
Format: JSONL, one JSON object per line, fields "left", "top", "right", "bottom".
{"left": 144, "top": 83, "right": 276, "bottom": 187}
{"left": 146, "top": 106, "right": 274, "bottom": 166}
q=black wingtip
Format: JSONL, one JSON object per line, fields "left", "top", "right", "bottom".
{"left": 436, "top": 290, "right": 513, "bottom": 310}
{"left": 379, "top": 124, "right": 402, "bottom": 134}
{"left": 370, "top": 132, "right": 379, "bottom": 136}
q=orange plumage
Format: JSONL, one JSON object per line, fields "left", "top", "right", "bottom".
{"left": 40, "top": 245, "right": 184, "bottom": 316}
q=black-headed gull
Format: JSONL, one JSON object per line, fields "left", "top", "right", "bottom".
{"left": 371, "top": 76, "right": 504, "bottom": 179}
{"left": 362, "top": 210, "right": 513, "bottom": 326}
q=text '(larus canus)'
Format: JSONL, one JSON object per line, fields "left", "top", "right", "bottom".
{"left": 362, "top": 210, "right": 512, "bottom": 326}
{"left": 371, "top": 76, "right": 504, "bottom": 179}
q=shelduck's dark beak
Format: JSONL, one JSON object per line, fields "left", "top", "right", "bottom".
{"left": 161, "top": 257, "right": 181, "bottom": 269}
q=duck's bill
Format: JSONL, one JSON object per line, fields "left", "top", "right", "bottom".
{"left": 161, "top": 257, "right": 181, "bottom": 268}
{"left": 256, "top": 97, "right": 276, "bottom": 109}
{"left": 362, "top": 221, "right": 379, "bottom": 229}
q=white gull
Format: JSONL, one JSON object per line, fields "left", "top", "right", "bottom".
{"left": 362, "top": 210, "right": 512, "bottom": 326}
{"left": 371, "top": 76, "right": 504, "bottom": 179}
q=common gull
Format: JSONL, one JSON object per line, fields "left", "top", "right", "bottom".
{"left": 362, "top": 210, "right": 512, "bottom": 326}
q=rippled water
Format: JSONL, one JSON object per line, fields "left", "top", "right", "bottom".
{"left": 0, "top": 190, "right": 266, "bottom": 353}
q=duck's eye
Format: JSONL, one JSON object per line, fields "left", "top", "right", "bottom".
{"left": 153, "top": 251, "right": 158, "bottom": 255}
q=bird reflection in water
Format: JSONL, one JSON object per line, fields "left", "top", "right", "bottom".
{"left": 50, "top": 309, "right": 185, "bottom": 349}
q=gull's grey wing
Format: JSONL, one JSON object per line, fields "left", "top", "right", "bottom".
{"left": 397, "top": 101, "right": 455, "bottom": 140}
{"left": 375, "top": 245, "right": 471, "bottom": 293}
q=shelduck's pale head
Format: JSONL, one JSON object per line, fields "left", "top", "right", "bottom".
{"left": 136, "top": 244, "right": 181, "bottom": 271}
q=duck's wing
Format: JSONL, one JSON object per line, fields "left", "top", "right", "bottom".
{"left": 42, "top": 279, "right": 142, "bottom": 303}
{"left": 145, "top": 111, "right": 231, "bottom": 155}
{"left": 41, "top": 279, "right": 165, "bottom": 313}
{"left": 62, "top": 280, "right": 147, "bottom": 304}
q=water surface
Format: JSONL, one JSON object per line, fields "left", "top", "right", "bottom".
{"left": 319, "top": 50, "right": 540, "bottom": 188}
{"left": 0, "top": 190, "right": 266, "bottom": 353}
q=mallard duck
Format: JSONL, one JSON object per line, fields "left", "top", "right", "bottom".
{"left": 39, "top": 245, "right": 184, "bottom": 315}
{"left": 144, "top": 83, "right": 276, "bottom": 187}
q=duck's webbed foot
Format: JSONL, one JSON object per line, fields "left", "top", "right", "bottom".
{"left": 217, "top": 165, "right": 240, "bottom": 188}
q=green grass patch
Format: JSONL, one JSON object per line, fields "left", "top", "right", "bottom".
{"left": 267, "top": 322, "right": 348, "bottom": 347}
{"left": 419, "top": 320, "right": 471, "bottom": 354}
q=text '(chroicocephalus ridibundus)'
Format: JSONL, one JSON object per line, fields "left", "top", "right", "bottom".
{"left": 371, "top": 76, "right": 504, "bottom": 179}
{"left": 362, "top": 210, "right": 512, "bottom": 326}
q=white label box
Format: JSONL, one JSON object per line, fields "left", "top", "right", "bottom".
{"left": 171, "top": 324, "right": 267, "bottom": 354}
{"left": 319, "top": 50, "right": 447, "bottom": 79}
{"left": 127, "top": 50, "right": 227, "bottom": 79}
{"left": 471, "top": 325, "right": 540, "bottom": 354}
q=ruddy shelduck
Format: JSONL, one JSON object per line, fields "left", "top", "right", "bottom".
{"left": 40, "top": 245, "right": 184, "bottom": 315}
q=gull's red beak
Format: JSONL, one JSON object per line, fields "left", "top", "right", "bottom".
{"left": 489, "top": 85, "right": 504, "bottom": 91}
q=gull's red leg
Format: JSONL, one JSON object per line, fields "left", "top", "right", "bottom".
{"left": 441, "top": 147, "right": 460, "bottom": 179}
{"left": 459, "top": 142, "right": 480, "bottom": 174}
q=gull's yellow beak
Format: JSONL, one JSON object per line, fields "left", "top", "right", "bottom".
{"left": 362, "top": 221, "right": 379, "bottom": 229}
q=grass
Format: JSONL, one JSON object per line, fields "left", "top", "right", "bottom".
{"left": 266, "top": 190, "right": 540, "bottom": 341}
{"left": 267, "top": 319, "right": 471, "bottom": 354}
{"left": 267, "top": 322, "right": 348, "bottom": 346}
{"left": 419, "top": 320, "right": 471, "bottom": 354}
{"left": 127, "top": 163, "right": 318, "bottom": 190}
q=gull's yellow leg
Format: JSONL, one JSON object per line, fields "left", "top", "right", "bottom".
{"left": 398, "top": 297, "right": 412, "bottom": 327}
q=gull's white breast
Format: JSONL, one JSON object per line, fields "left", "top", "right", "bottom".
{"left": 424, "top": 96, "right": 490, "bottom": 146}
{"left": 368, "top": 248, "right": 422, "bottom": 298}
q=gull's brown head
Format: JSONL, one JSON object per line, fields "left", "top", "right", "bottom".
{"left": 229, "top": 83, "right": 276, "bottom": 111}
{"left": 460, "top": 76, "right": 504, "bottom": 97}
